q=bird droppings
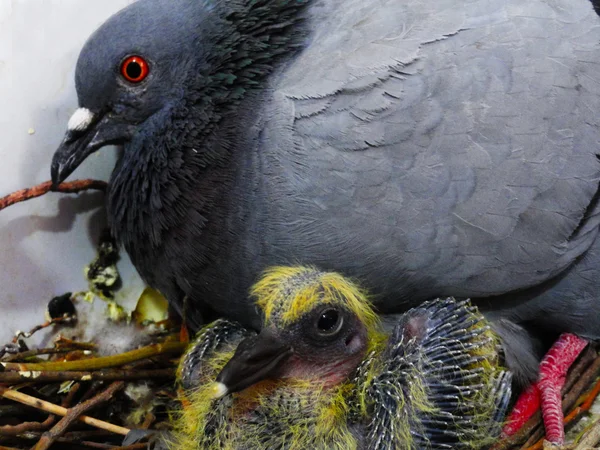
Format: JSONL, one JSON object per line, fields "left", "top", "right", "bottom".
{"left": 27, "top": 128, "right": 35, "bottom": 135}
{"left": 17, "top": 371, "right": 41, "bottom": 379}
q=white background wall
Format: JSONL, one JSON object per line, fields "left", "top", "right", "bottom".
{"left": 0, "top": 1, "right": 144, "bottom": 343}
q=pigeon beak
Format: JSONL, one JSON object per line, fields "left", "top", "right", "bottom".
{"left": 51, "top": 108, "right": 134, "bottom": 187}
{"left": 214, "top": 329, "right": 292, "bottom": 398}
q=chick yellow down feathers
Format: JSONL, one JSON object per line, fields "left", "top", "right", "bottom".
{"left": 169, "top": 267, "right": 511, "bottom": 450}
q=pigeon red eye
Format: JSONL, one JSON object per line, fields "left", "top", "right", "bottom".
{"left": 121, "top": 56, "right": 149, "bottom": 83}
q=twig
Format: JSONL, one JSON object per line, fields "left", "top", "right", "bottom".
{"left": 0, "top": 368, "right": 175, "bottom": 384}
{"left": 112, "top": 444, "right": 149, "bottom": 450}
{"left": 11, "top": 316, "right": 76, "bottom": 344}
{"left": 2, "top": 348, "right": 81, "bottom": 363}
{"left": 0, "top": 385, "right": 130, "bottom": 437}
{"left": 62, "top": 430, "right": 116, "bottom": 440}
{"left": 573, "top": 415, "right": 600, "bottom": 449}
{"left": 59, "top": 440, "right": 114, "bottom": 449}
{"left": 9, "top": 433, "right": 121, "bottom": 449}
{"left": 141, "top": 412, "right": 156, "bottom": 429}
{"left": 54, "top": 337, "right": 97, "bottom": 351}
{"left": 0, "top": 179, "right": 107, "bottom": 211}
{"left": 2, "top": 341, "right": 186, "bottom": 372}
{"left": 0, "top": 414, "right": 55, "bottom": 436}
{"left": 32, "top": 381, "right": 127, "bottom": 450}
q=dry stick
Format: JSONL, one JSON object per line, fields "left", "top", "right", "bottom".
{"left": 111, "top": 444, "right": 149, "bottom": 450}
{"left": 12, "top": 316, "right": 76, "bottom": 344}
{"left": 2, "top": 341, "right": 186, "bottom": 372}
{"left": 54, "top": 338, "right": 98, "bottom": 352}
{"left": 15, "top": 433, "right": 117, "bottom": 449}
{"left": 0, "top": 179, "right": 107, "bottom": 211}
{"left": 140, "top": 412, "right": 155, "bottom": 430}
{"left": 8, "top": 430, "right": 115, "bottom": 443}
{"left": 62, "top": 430, "right": 116, "bottom": 440}
{"left": 59, "top": 440, "right": 114, "bottom": 450}
{"left": 0, "top": 386, "right": 130, "bottom": 437}
{"left": 0, "top": 368, "right": 175, "bottom": 384}
{"left": 0, "top": 385, "right": 82, "bottom": 438}
{"left": 562, "top": 347, "right": 598, "bottom": 395}
{"left": 0, "top": 414, "right": 55, "bottom": 437}
{"left": 2, "top": 348, "right": 82, "bottom": 363}
{"left": 32, "top": 381, "right": 127, "bottom": 450}
{"left": 573, "top": 415, "right": 600, "bottom": 450}
{"left": 0, "top": 383, "right": 78, "bottom": 437}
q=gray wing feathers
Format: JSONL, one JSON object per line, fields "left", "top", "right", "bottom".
{"left": 264, "top": 0, "right": 600, "bottom": 300}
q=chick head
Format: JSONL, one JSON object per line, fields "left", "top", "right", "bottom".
{"left": 214, "top": 266, "right": 383, "bottom": 398}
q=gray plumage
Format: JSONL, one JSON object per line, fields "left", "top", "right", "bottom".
{"left": 51, "top": 0, "right": 600, "bottom": 383}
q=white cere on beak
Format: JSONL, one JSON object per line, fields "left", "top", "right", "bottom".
{"left": 210, "top": 382, "right": 229, "bottom": 399}
{"left": 67, "top": 108, "right": 95, "bottom": 132}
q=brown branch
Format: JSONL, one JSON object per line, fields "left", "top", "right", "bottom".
{"left": 54, "top": 338, "right": 97, "bottom": 352}
{"left": 2, "top": 348, "right": 81, "bottom": 363}
{"left": 10, "top": 433, "right": 119, "bottom": 449}
{"left": 32, "top": 381, "right": 127, "bottom": 450}
{"left": 2, "top": 341, "right": 186, "bottom": 372}
{"left": 573, "top": 415, "right": 600, "bottom": 449}
{"left": 59, "top": 440, "right": 114, "bottom": 449}
{"left": 0, "top": 381, "right": 81, "bottom": 436}
{"left": 0, "top": 368, "right": 175, "bottom": 384}
{"left": 11, "top": 316, "right": 76, "bottom": 344}
{"left": 0, "top": 179, "right": 107, "bottom": 211}
{"left": 0, "top": 414, "right": 55, "bottom": 436}
{"left": 141, "top": 412, "right": 155, "bottom": 430}
{"left": 0, "top": 385, "right": 130, "bottom": 438}
{"left": 111, "top": 444, "right": 149, "bottom": 450}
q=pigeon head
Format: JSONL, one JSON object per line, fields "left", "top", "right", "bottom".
{"left": 51, "top": 0, "right": 214, "bottom": 185}
{"left": 213, "top": 267, "right": 384, "bottom": 397}
{"left": 51, "top": 0, "right": 311, "bottom": 186}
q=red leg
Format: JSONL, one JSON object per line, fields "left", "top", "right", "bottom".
{"left": 537, "top": 333, "right": 588, "bottom": 444}
{"left": 503, "top": 384, "right": 541, "bottom": 437}
{"left": 502, "top": 333, "right": 588, "bottom": 444}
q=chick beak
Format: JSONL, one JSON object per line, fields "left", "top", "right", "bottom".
{"left": 50, "top": 108, "right": 134, "bottom": 187}
{"left": 215, "top": 329, "right": 292, "bottom": 398}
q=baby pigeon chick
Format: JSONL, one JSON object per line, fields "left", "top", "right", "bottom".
{"left": 170, "top": 267, "right": 512, "bottom": 450}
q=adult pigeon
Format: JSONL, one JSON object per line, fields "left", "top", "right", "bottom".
{"left": 171, "top": 266, "right": 511, "bottom": 450}
{"left": 50, "top": 0, "right": 600, "bottom": 443}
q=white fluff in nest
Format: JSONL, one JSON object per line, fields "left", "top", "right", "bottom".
{"left": 57, "top": 296, "right": 152, "bottom": 355}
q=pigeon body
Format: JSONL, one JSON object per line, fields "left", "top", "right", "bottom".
{"left": 51, "top": 0, "right": 600, "bottom": 381}
{"left": 171, "top": 267, "right": 511, "bottom": 450}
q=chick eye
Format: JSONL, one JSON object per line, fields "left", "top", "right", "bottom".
{"left": 316, "top": 308, "right": 343, "bottom": 336}
{"left": 120, "top": 56, "right": 149, "bottom": 83}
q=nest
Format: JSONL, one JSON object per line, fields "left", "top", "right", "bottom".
{"left": 0, "top": 312, "right": 184, "bottom": 449}
{"left": 1, "top": 180, "right": 600, "bottom": 450}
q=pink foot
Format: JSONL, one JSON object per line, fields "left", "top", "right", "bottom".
{"left": 502, "top": 333, "right": 588, "bottom": 444}
{"left": 503, "top": 383, "right": 541, "bottom": 437}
